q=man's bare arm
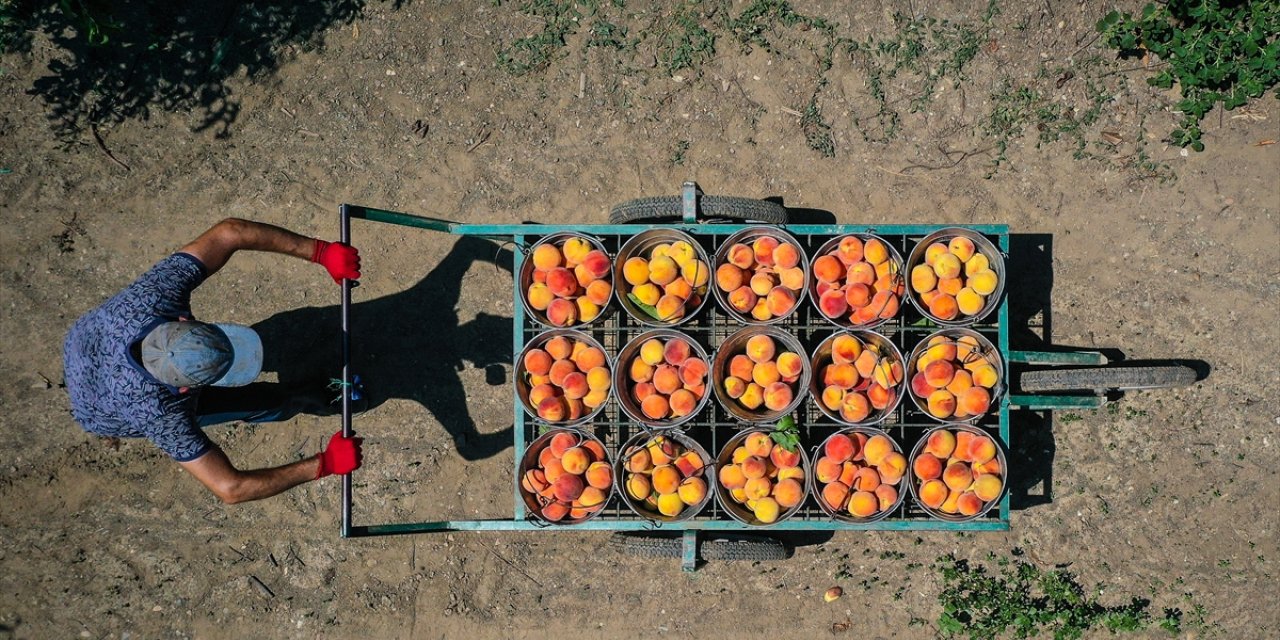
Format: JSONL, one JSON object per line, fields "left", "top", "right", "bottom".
{"left": 178, "top": 218, "right": 315, "bottom": 276}
{"left": 179, "top": 446, "right": 319, "bottom": 504}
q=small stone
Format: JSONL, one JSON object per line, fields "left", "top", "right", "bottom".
{"left": 824, "top": 586, "right": 843, "bottom": 602}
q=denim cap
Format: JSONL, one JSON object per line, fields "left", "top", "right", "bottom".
{"left": 141, "top": 321, "right": 263, "bottom": 387}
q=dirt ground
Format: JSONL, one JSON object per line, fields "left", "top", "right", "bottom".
{"left": 1, "top": 1, "right": 1277, "bottom": 638}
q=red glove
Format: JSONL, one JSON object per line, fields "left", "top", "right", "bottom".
{"left": 311, "top": 239, "right": 361, "bottom": 284}
{"left": 316, "top": 431, "right": 363, "bottom": 479}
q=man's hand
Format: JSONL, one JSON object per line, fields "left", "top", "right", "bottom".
{"left": 316, "top": 430, "right": 363, "bottom": 479}
{"left": 311, "top": 240, "right": 361, "bottom": 284}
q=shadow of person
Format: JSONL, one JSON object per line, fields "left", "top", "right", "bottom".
{"left": 251, "top": 236, "right": 515, "bottom": 461}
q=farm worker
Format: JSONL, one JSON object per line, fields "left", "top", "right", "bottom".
{"left": 64, "top": 218, "right": 363, "bottom": 504}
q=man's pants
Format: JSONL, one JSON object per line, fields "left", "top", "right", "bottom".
{"left": 195, "top": 382, "right": 332, "bottom": 427}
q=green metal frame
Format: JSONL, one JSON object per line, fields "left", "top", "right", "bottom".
{"left": 337, "top": 204, "right": 1098, "bottom": 540}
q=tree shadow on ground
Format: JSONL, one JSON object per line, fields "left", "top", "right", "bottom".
{"left": 252, "top": 236, "right": 514, "bottom": 461}
{"left": 6, "top": 0, "right": 393, "bottom": 138}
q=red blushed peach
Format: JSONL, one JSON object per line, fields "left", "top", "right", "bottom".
{"left": 538, "top": 396, "right": 566, "bottom": 421}
{"left": 943, "top": 462, "right": 973, "bottom": 492}
{"left": 633, "top": 382, "right": 656, "bottom": 402}
{"left": 813, "top": 255, "right": 844, "bottom": 283}
{"left": 967, "top": 435, "right": 997, "bottom": 465}
{"left": 923, "top": 359, "right": 956, "bottom": 388}
{"left": 529, "top": 383, "right": 558, "bottom": 409}
{"left": 545, "top": 267, "right": 578, "bottom": 298}
{"left": 831, "top": 335, "right": 861, "bottom": 364}
{"left": 912, "top": 453, "right": 942, "bottom": 480}
{"left": 672, "top": 452, "right": 703, "bottom": 478}
{"left": 663, "top": 339, "right": 691, "bottom": 366}
{"left": 585, "top": 279, "right": 612, "bottom": 306}
{"left": 763, "top": 382, "right": 793, "bottom": 411}
{"left": 553, "top": 473, "right": 584, "bottom": 502}
{"left": 815, "top": 280, "right": 837, "bottom": 298}
{"left": 819, "top": 289, "right": 849, "bottom": 319}
{"left": 748, "top": 272, "right": 774, "bottom": 298}
{"left": 573, "top": 262, "right": 594, "bottom": 289}
{"left": 581, "top": 440, "right": 606, "bottom": 463}
{"left": 910, "top": 372, "right": 933, "bottom": 399}
{"left": 874, "top": 484, "right": 899, "bottom": 511}
{"left": 928, "top": 293, "right": 959, "bottom": 320}
{"left": 560, "top": 447, "right": 590, "bottom": 475}
{"left": 641, "top": 394, "right": 670, "bottom": 419}
{"left": 549, "top": 432, "right": 579, "bottom": 457}
{"left": 776, "top": 352, "right": 803, "bottom": 380}
{"left": 959, "top": 386, "right": 991, "bottom": 417}
{"left": 854, "top": 349, "right": 878, "bottom": 379}
{"left": 739, "top": 382, "right": 765, "bottom": 410}
{"left": 523, "top": 348, "right": 553, "bottom": 376}
{"left": 626, "top": 448, "right": 652, "bottom": 474}
{"left": 727, "top": 243, "right": 755, "bottom": 269}
{"left": 838, "top": 461, "right": 857, "bottom": 487}
{"left": 778, "top": 266, "right": 805, "bottom": 291}
{"left": 946, "top": 369, "right": 974, "bottom": 395}
{"left": 821, "top": 385, "right": 845, "bottom": 411}
{"left": 774, "top": 242, "right": 800, "bottom": 269}
{"left": 573, "top": 347, "right": 606, "bottom": 372}
{"left": 744, "top": 432, "right": 773, "bottom": 458}
{"left": 954, "top": 431, "right": 976, "bottom": 462}
{"left": 537, "top": 447, "right": 558, "bottom": 470}
{"left": 718, "top": 464, "right": 747, "bottom": 490}
{"left": 540, "top": 502, "right": 570, "bottom": 522}
{"left": 972, "top": 474, "right": 1003, "bottom": 502}
{"left": 879, "top": 452, "right": 907, "bottom": 484}
{"left": 948, "top": 237, "right": 976, "bottom": 262}
{"left": 821, "top": 481, "right": 851, "bottom": 511}
{"left": 770, "top": 446, "right": 800, "bottom": 469}
{"left": 766, "top": 286, "right": 797, "bottom": 316}
{"left": 741, "top": 456, "right": 768, "bottom": 479}
{"left": 927, "top": 389, "right": 956, "bottom": 419}
{"left": 972, "top": 458, "right": 1002, "bottom": 476}
{"left": 852, "top": 466, "right": 881, "bottom": 492}
{"left": 664, "top": 277, "right": 692, "bottom": 301}
{"left": 745, "top": 335, "right": 776, "bottom": 364}
{"left": 546, "top": 298, "right": 578, "bottom": 326}
{"left": 724, "top": 355, "right": 751, "bottom": 382}
{"left": 752, "top": 236, "right": 779, "bottom": 266}
{"left": 848, "top": 491, "right": 879, "bottom": 517}
{"left": 918, "top": 479, "right": 948, "bottom": 509}
{"left": 848, "top": 305, "right": 876, "bottom": 326}
{"left": 582, "top": 249, "right": 611, "bottom": 279}
{"left": 872, "top": 291, "right": 900, "bottom": 319}
{"left": 716, "top": 263, "right": 745, "bottom": 292}
{"left": 669, "top": 388, "right": 698, "bottom": 417}
{"left": 522, "top": 468, "right": 550, "bottom": 496}
{"left": 727, "top": 286, "right": 758, "bottom": 313}
{"left": 561, "top": 372, "right": 588, "bottom": 400}
{"left": 847, "top": 262, "right": 876, "bottom": 286}
{"left": 723, "top": 376, "right": 747, "bottom": 399}
{"left": 840, "top": 392, "right": 871, "bottom": 423}
{"left": 925, "top": 429, "right": 956, "bottom": 459}
{"left": 629, "top": 357, "right": 654, "bottom": 383}
{"left": 680, "top": 357, "right": 707, "bottom": 387}
{"left": 837, "top": 236, "right": 864, "bottom": 265}
{"left": 815, "top": 456, "right": 843, "bottom": 483}
{"left": 563, "top": 395, "right": 583, "bottom": 422}
{"left": 867, "top": 383, "right": 894, "bottom": 411}
{"left": 824, "top": 434, "right": 856, "bottom": 463}
{"left": 823, "top": 363, "right": 858, "bottom": 389}
{"left": 844, "top": 283, "right": 871, "bottom": 308}
{"left": 956, "top": 491, "right": 983, "bottom": 516}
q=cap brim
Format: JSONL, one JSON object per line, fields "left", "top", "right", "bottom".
{"left": 210, "top": 324, "right": 263, "bottom": 387}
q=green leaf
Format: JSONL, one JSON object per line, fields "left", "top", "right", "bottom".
{"left": 626, "top": 292, "right": 665, "bottom": 321}
{"left": 769, "top": 414, "right": 801, "bottom": 453}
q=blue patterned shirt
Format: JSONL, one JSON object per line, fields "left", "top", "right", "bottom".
{"left": 64, "top": 253, "right": 213, "bottom": 461}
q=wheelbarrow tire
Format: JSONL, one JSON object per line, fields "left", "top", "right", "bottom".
{"left": 608, "top": 196, "right": 788, "bottom": 224}
{"left": 1019, "top": 365, "right": 1197, "bottom": 392}
{"left": 608, "top": 533, "right": 683, "bottom": 558}
{"left": 701, "top": 536, "right": 789, "bottom": 561}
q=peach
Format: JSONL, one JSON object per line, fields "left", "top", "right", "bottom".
{"left": 572, "top": 347, "right": 605, "bottom": 373}
{"left": 813, "top": 255, "right": 844, "bottom": 283}
{"left": 815, "top": 456, "right": 844, "bottom": 483}
{"left": 716, "top": 263, "right": 745, "bottom": 292}
{"left": 584, "top": 461, "right": 612, "bottom": 489}
{"left": 766, "top": 477, "right": 798, "bottom": 508}
{"left": 673, "top": 451, "right": 703, "bottom": 477}
{"left": 553, "top": 473, "right": 584, "bottom": 502}
{"left": 742, "top": 432, "right": 771, "bottom": 458}
{"left": 769, "top": 445, "right": 800, "bottom": 469}
{"left": 622, "top": 256, "right": 650, "bottom": 286}
{"left": 752, "top": 496, "right": 781, "bottom": 523}
{"left": 927, "top": 389, "right": 956, "bottom": 419}
{"left": 578, "top": 486, "right": 607, "bottom": 509}
{"left": 948, "top": 237, "right": 975, "bottom": 262}
{"left": 910, "top": 263, "right": 937, "bottom": 293}
{"left": 844, "top": 283, "right": 871, "bottom": 309}
{"left": 625, "top": 447, "right": 652, "bottom": 473}
{"left": 652, "top": 365, "right": 681, "bottom": 395}
{"left": 763, "top": 382, "right": 793, "bottom": 411}
{"left": 681, "top": 259, "right": 711, "bottom": 288}
{"left": 831, "top": 334, "right": 862, "bottom": 364}
{"left": 632, "top": 282, "right": 661, "bottom": 307}
{"left": 584, "top": 279, "right": 611, "bottom": 306}
{"left": 654, "top": 294, "right": 685, "bottom": 321}
{"left": 965, "top": 253, "right": 990, "bottom": 276}
{"left": 537, "top": 446, "right": 558, "bottom": 469}
{"left": 824, "top": 434, "right": 856, "bottom": 462}
{"left": 946, "top": 369, "right": 973, "bottom": 395}
{"left": 769, "top": 353, "right": 799, "bottom": 382}
{"left": 863, "top": 238, "right": 888, "bottom": 265}
{"left": 956, "top": 491, "right": 983, "bottom": 516}
{"left": 677, "top": 477, "right": 707, "bottom": 506}
{"left": 778, "top": 267, "right": 805, "bottom": 291}
{"left": 651, "top": 465, "right": 681, "bottom": 495}
{"left": 848, "top": 491, "right": 879, "bottom": 517}
{"left": 909, "top": 372, "right": 934, "bottom": 399}
{"left": 937, "top": 276, "right": 963, "bottom": 297}
{"left": 636, "top": 339, "right": 664, "bottom": 366}
{"left": 548, "top": 360, "right": 578, "bottom": 388}
{"left": 522, "top": 468, "right": 550, "bottom": 494}
{"left": 726, "top": 243, "right": 755, "bottom": 269}
{"left": 847, "top": 261, "right": 876, "bottom": 286}
{"left": 727, "top": 286, "right": 757, "bottom": 313}
{"left": 925, "top": 430, "right": 956, "bottom": 459}
{"left": 562, "top": 237, "right": 591, "bottom": 265}
{"left": 941, "top": 488, "right": 963, "bottom": 513}
{"left": 629, "top": 357, "right": 654, "bottom": 383}
{"left": 822, "top": 481, "right": 851, "bottom": 511}
{"left": 956, "top": 287, "right": 984, "bottom": 316}
{"left": 767, "top": 241, "right": 797, "bottom": 268}
{"left": 527, "top": 282, "right": 554, "bottom": 311}
{"left": 943, "top": 462, "right": 972, "bottom": 492}
{"left": 932, "top": 253, "right": 962, "bottom": 280}
{"left": 546, "top": 298, "right": 578, "bottom": 326}
{"left": 541, "top": 502, "right": 569, "bottom": 522}
{"left": 679, "top": 356, "right": 708, "bottom": 385}
{"left": 959, "top": 386, "right": 991, "bottom": 416}
{"left": 840, "top": 392, "right": 871, "bottom": 423}
{"left": 744, "top": 476, "right": 772, "bottom": 500}
{"left": 852, "top": 467, "right": 881, "bottom": 492}
{"left": 739, "top": 456, "right": 767, "bottom": 482}
{"left": 879, "top": 452, "right": 907, "bottom": 483}
{"left": 667, "top": 241, "right": 695, "bottom": 267}
{"left": 640, "top": 393, "right": 670, "bottom": 420}
{"left": 583, "top": 367, "right": 610, "bottom": 393}
{"left": 967, "top": 435, "right": 997, "bottom": 465}
{"left": 750, "top": 299, "right": 772, "bottom": 322}
{"left": 970, "top": 269, "right": 998, "bottom": 296}
{"left": 972, "top": 458, "right": 1001, "bottom": 476}
{"left": 752, "top": 236, "right": 779, "bottom": 266}
{"left": 723, "top": 376, "right": 747, "bottom": 399}
{"left": 839, "top": 461, "right": 858, "bottom": 487}
{"left": 660, "top": 340, "right": 690, "bottom": 367}
{"left": 523, "top": 348, "right": 553, "bottom": 376}
{"left": 918, "top": 479, "right": 948, "bottom": 508}
{"left": 954, "top": 432, "right": 975, "bottom": 462}
{"left": 633, "top": 382, "right": 657, "bottom": 402}
{"left": 718, "top": 464, "right": 747, "bottom": 490}
{"left": 836, "top": 236, "right": 864, "bottom": 265}
{"left": 777, "top": 466, "right": 805, "bottom": 483}
{"left": 657, "top": 492, "right": 685, "bottom": 517}
{"left": 873, "top": 359, "right": 900, "bottom": 389}
{"left": 546, "top": 267, "right": 577, "bottom": 298}
{"left": 751, "top": 361, "right": 780, "bottom": 387}
{"left": 739, "top": 383, "right": 764, "bottom": 410}
{"left": 746, "top": 335, "right": 776, "bottom": 363}
{"left": 669, "top": 388, "right": 698, "bottom": 417}
{"left": 863, "top": 435, "right": 893, "bottom": 466}
{"left": 549, "top": 432, "right": 579, "bottom": 457}
{"left": 532, "top": 243, "right": 562, "bottom": 270}
{"left": 719, "top": 354, "right": 749, "bottom": 381}
{"left": 923, "top": 359, "right": 955, "bottom": 388}
{"left": 578, "top": 248, "right": 609, "bottom": 277}
{"left": 924, "top": 242, "right": 949, "bottom": 266}
{"left": 972, "top": 474, "right": 1003, "bottom": 502}
{"left": 824, "top": 363, "right": 858, "bottom": 389}
{"left": 815, "top": 289, "right": 848, "bottom": 320}
{"left": 971, "top": 363, "right": 999, "bottom": 388}
{"left": 747, "top": 272, "right": 773, "bottom": 297}
{"left": 854, "top": 349, "right": 878, "bottom": 379}
{"left": 912, "top": 453, "right": 942, "bottom": 480}
{"left": 849, "top": 305, "right": 878, "bottom": 326}
{"left": 821, "top": 385, "right": 845, "bottom": 410}
{"left": 731, "top": 446, "right": 751, "bottom": 465}
{"left": 927, "top": 336, "right": 957, "bottom": 362}
{"left": 871, "top": 291, "right": 900, "bottom": 321}
{"left": 928, "top": 293, "right": 958, "bottom": 321}
{"left": 561, "top": 447, "right": 590, "bottom": 474}
{"left": 648, "top": 256, "right": 679, "bottom": 286}
{"left": 875, "top": 484, "right": 899, "bottom": 511}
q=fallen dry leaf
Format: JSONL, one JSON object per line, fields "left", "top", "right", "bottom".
{"left": 1254, "top": 139, "right": 1275, "bottom": 147}
{"left": 824, "top": 586, "right": 843, "bottom": 602}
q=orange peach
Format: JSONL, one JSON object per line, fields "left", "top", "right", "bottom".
{"left": 972, "top": 474, "right": 1003, "bottom": 502}
{"left": 622, "top": 256, "right": 650, "bottom": 286}
{"left": 776, "top": 352, "right": 803, "bottom": 380}
{"left": 958, "top": 386, "right": 991, "bottom": 416}
{"left": 774, "top": 242, "right": 800, "bottom": 269}
{"left": 918, "top": 479, "right": 948, "bottom": 508}
{"left": 748, "top": 272, "right": 775, "bottom": 297}
{"left": 964, "top": 253, "right": 990, "bottom": 276}
{"left": 840, "top": 392, "right": 871, "bottom": 423}
{"left": 867, "top": 383, "right": 893, "bottom": 411}
{"left": 669, "top": 388, "right": 698, "bottom": 417}
{"left": 731, "top": 446, "right": 751, "bottom": 465}
{"left": 938, "top": 276, "right": 963, "bottom": 297}
{"left": 716, "top": 263, "right": 746, "bottom": 292}
{"left": 863, "top": 435, "right": 893, "bottom": 466}
{"left": 818, "top": 289, "right": 849, "bottom": 319}
{"left": 560, "top": 372, "right": 588, "bottom": 400}
{"left": 728, "top": 354, "right": 755, "bottom": 381}
{"left": 778, "top": 266, "right": 805, "bottom": 291}
{"left": 632, "top": 282, "right": 660, "bottom": 306}
{"left": 746, "top": 335, "right": 776, "bottom": 363}
{"left": 723, "top": 375, "right": 747, "bottom": 399}
{"left": 822, "top": 481, "right": 851, "bottom": 511}
{"left": 654, "top": 294, "right": 685, "bottom": 321}
{"left": 641, "top": 394, "right": 669, "bottom": 419}
{"left": 946, "top": 369, "right": 973, "bottom": 395}
{"left": 813, "top": 255, "right": 844, "bottom": 283}
{"left": 972, "top": 458, "right": 1002, "bottom": 476}
{"left": 763, "top": 382, "right": 794, "bottom": 411}
{"left": 584, "top": 461, "right": 612, "bottom": 489}
{"left": 848, "top": 491, "right": 879, "bottom": 517}
{"left": 777, "top": 466, "right": 805, "bottom": 482}
{"left": 681, "top": 259, "right": 710, "bottom": 288}
{"left": 561, "top": 447, "right": 590, "bottom": 475}
{"left": 677, "top": 477, "right": 707, "bottom": 506}
{"left": 549, "top": 432, "right": 579, "bottom": 457}
{"left": 586, "top": 367, "right": 611, "bottom": 392}
{"left": 548, "top": 358, "right": 577, "bottom": 386}
{"left": 824, "top": 363, "right": 858, "bottom": 389}
{"left": 527, "top": 282, "right": 554, "bottom": 311}
{"left": 927, "top": 293, "right": 959, "bottom": 321}
{"left": 815, "top": 456, "right": 844, "bottom": 483}
{"left": 821, "top": 385, "right": 845, "bottom": 410}
{"left": 837, "top": 236, "right": 864, "bottom": 265}
{"left": 581, "top": 248, "right": 610, "bottom": 278}
{"left": 752, "top": 360, "right": 780, "bottom": 387}
{"left": 522, "top": 468, "right": 550, "bottom": 495}
{"left": 924, "top": 242, "right": 949, "bottom": 266}
{"left": 629, "top": 357, "right": 654, "bottom": 383}
{"left": 912, "top": 453, "right": 942, "bottom": 480}
{"left": 956, "top": 287, "right": 984, "bottom": 316}
{"left": 932, "top": 252, "right": 962, "bottom": 280}
{"left": 925, "top": 430, "right": 956, "bottom": 459}
{"left": 663, "top": 339, "right": 691, "bottom": 366}
{"left": 652, "top": 465, "right": 681, "bottom": 495}
{"left": 639, "top": 338, "right": 665, "bottom": 366}
{"left": 532, "top": 244, "right": 562, "bottom": 270}
{"left": 847, "top": 261, "right": 876, "bottom": 286}
{"left": 870, "top": 291, "right": 900, "bottom": 319}
{"left": 673, "top": 451, "right": 703, "bottom": 477}
{"left": 954, "top": 432, "right": 975, "bottom": 462}
{"left": 648, "top": 256, "right": 679, "bottom": 287}
{"left": 927, "top": 389, "right": 956, "bottom": 419}
{"left": 831, "top": 334, "right": 862, "bottom": 364}
{"left": 843, "top": 283, "right": 871, "bottom": 309}
{"left": 956, "top": 491, "right": 983, "bottom": 516}
{"left": 585, "top": 279, "right": 611, "bottom": 306}
{"left": 942, "top": 462, "right": 973, "bottom": 492}
{"left": 626, "top": 447, "right": 652, "bottom": 473}
{"left": 541, "top": 502, "right": 570, "bottom": 522}
{"left": 938, "top": 490, "right": 961, "bottom": 515}
{"left": 741, "top": 456, "right": 768, "bottom": 479}
{"left": 971, "top": 363, "right": 999, "bottom": 389}
{"left": 523, "top": 348, "right": 553, "bottom": 376}
{"left": 752, "top": 236, "right": 780, "bottom": 266}
{"left": 947, "top": 237, "right": 975, "bottom": 262}
{"left": 739, "top": 383, "right": 764, "bottom": 410}
{"left": 727, "top": 243, "right": 755, "bottom": 269}
{"left": 863, "top": 238, "right": 889, "bottom": 265}
{"left": 680, "top": 357, "right": 707, "bottom": 385}
{"left": 967, "top": 435, "right": 997, "bottom": 465}
{"left": 910, "top": 373, "right": 934, "bottom": 399}
{"left": 772, "top": 478, "right": 802, "bottom": 508}
{"left": 529, "top": 383, "right": 558, "bottom": 409}
{"left": 633, "top": 382, "right": 656, "bottom": 402}
{"left": 852, "top": 467, "right": 881, "bottom": 492}
{"left": 824, "top": 434, "right": 856, "bottom": 462}
{"left": 652, "top": 365, "right": 681, "bottom": 395}
{"left": 874, "top": 484, "right": 899, "bottom": 511}
{"left": 750, "top": 299, "right": 772, "bottom": 322}
{"left": 718, "top": 464, "right": 747, "bottom": 490}
{"left": 740, "top": 432, "right": 769, "bottom": 458}
{"left": 879, "top": 452, "right": 907, "bottom": 484}
{"left": 546, "top": 267, "right": 578, "bottom": 298}
{"left": 744, "top": 476, "right": 772, "bottom": 500}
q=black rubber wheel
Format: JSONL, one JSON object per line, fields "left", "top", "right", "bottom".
{"left": 608, "top": 533, "right": 683, "bottom": 558}
{"left": 608, "top": 195, "right": 788, "bottom": 224}
{"left": 1019, "top": 366, "right": 1197, "bottom": 392}
{"left": 700, "top": 536, "right": 789, "bottom": 561}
